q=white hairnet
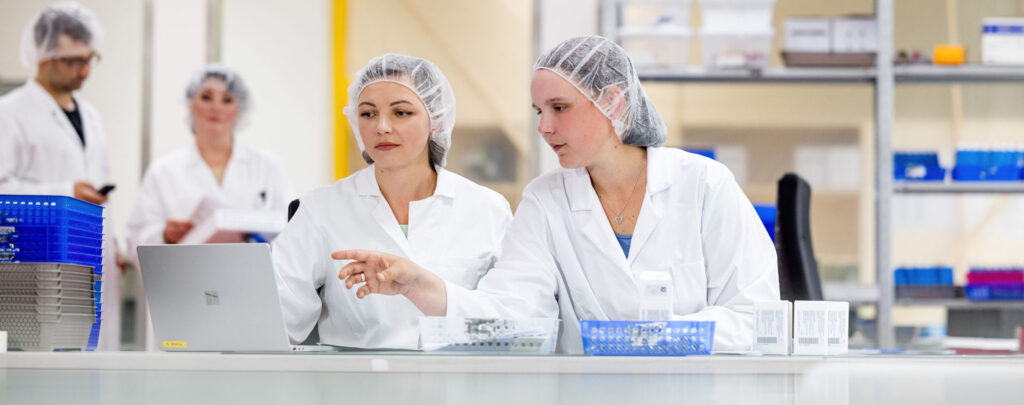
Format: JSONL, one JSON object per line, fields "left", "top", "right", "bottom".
{"left": 20, "top": 2, "right": 103, "bottom": 68}
{"left": 534, "top": 35, "right": 666, "bottom": 147}
{"left": 342, "top": 54, "right": 456, "bottom": 167}
{"left": 185, "top": 63, "right": 252, "bottom": 127}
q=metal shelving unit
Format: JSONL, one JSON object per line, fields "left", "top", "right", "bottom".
{"left": 895, "top": 65, "right": 1024, "bottom": 83}
{"left": 895, "top": 299, "right": 1024, "bottom": 310}
{"left": 894, "top": 182, "right": 1024, "bottom": 194}
{"left": 603, "top": 0, "right": 1024, "bottom": 349}
{"left": 638, "top": 67, "right": 876, "bottom": 84}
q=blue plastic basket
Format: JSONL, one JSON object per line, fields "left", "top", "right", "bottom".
{"left": 0, "top": 249, "right": 101, "bottom": 266}
{"left": 580, "top": 320, "right": 715, "bottom": 356}
{"left": 0, "top": 225, "right": 103, "bottom": 247}
{"left": 0, "top": 195, "right": 103, "bottom": 218}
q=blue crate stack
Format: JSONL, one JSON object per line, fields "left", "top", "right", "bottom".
{"left": 0, "top": 195, "right": 104, "bottom": 351}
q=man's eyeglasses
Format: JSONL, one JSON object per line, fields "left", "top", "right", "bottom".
{"left": 57, "top": 53, "right": 101, "bottom": 69}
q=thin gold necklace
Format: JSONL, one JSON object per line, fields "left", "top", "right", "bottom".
{"left": 600, "top": 160, "right": 645, "bottom": 226}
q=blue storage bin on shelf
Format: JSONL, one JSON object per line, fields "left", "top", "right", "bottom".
{"left": 894, "top": 152, "right": 946, "bottom": 181}
{"left": 989, "top": 150, "right": 1021, "bottom": 167}
{"left": 952, "top": 149, "right": 1024, "bottom": 182}
{"left": 683, "top": 148, "right": 716, "bottom": 160}
{"left": 965, "top": 284, "right": 1024, "bottom": 301}
{"left": 895, "top": 267, "right": 953, "bottom": 286}
{"left": 580, "top": 320, "right": 715, "bottom": 356}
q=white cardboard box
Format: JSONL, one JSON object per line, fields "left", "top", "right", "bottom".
{"left": 827, "top": 301, "right": 850, "bottom": 355}
{"left": 180, "top": 209, "right": 287, "bottom": 245}
{"left": 784, "top": 17, "right": 831, "bottom": 52}
{"left": 753, "top": 300, "right": 792, "bottom": 355}
{"left": 793, "top": 301, "right": 829, "bottom": 355}
{"left": 982, "top": 18, "right": 1024, "bottom": 65}
{"left": 832, "top": 17, "right": 878, "bottom": 53}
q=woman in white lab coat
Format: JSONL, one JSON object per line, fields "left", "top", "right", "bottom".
{"left": 270, "top": 54, "right": 512, "bottom": 349}
{"left": 336, "top": 36, "right": 781, "bottom": 353}
{"left": 126, "top": 64, "right": 294, "bottom": 251}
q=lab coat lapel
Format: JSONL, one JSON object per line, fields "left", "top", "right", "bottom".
{"left": 358, "top": 168, "right": 417, "bottom": 261}
{"left": 27, "top": 81, "right": 84, "bottom": 150}
{"left": 627, "top": 148, "right": 672, "bottom": 266}
{"left": 188, "top": 143, "right": 228, "bottom": 202}
{"left": 566, "top": 169, "right": 635, "bottom": 283}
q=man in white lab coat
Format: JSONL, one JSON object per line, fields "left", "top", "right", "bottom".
{"left": 0, "top": 3, "right": 120, "bottom": 351}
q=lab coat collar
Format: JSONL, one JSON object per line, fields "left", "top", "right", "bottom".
{"left": 23, "top": 79, "right": 81, "bottom": 144}
{"left": 645, "top": 147, "right": 673, "bottom": 195}
{"left": 566, "top": 147, "right": 672, "bottom": 267}
{"left": 566, "top": 147, "right": 673, "bottom": 212}
{"left": 185, "top": 139, "right": 248, "bottom": 168}
{"left": 356, "top": 165, "right": 456, "bottom": 200}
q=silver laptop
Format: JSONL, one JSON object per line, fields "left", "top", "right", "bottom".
{"left": 137, "top": 243, "right": 335, "bottom": 352}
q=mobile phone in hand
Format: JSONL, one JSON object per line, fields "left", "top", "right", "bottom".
{"left": 97, "top": 184, "right": 116, "bottom": 196}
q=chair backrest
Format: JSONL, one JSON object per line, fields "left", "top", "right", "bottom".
{"left": 287, "top": 199, "right": 300, "bottom": 222}
{"left": 775, "top": 173, "right": 823, "bottom": 301}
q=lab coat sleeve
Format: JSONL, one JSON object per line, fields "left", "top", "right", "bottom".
{"left": 125, "top": 167, "right": 170, "bottom": 260}
{"left": 445, "top": 191, "right": 560, "bottom": 320}
{"left": 270, "top": 202, "right": 329, "bottom": 344}
{"left": 676, "top": 164, "right": 780, "bottom": 351}
{"left": 0, "top": 108, "right": 74, "bottom": 196}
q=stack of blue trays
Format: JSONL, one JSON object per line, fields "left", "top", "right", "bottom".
{"left": 0, "top": 195, "right": 104, "bottom": 351}
{"left": 579, "top": 320, "right": 715, "bottom": 356}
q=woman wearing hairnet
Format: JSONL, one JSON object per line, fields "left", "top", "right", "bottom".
{"left": 336, "top": 36, "right": 780, "bottom": 353}
{"left": 126, "top": 64, "right": 294, "bottom": 251}
{"left": 270, "top": 54, "right": 512, "bottom": 349}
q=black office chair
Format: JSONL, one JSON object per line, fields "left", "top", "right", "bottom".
{"left": 775, "top": 173, "right": 823, "bottom": 301}
{"left": 287, "top": 199, "right": 300, "bottom": 222}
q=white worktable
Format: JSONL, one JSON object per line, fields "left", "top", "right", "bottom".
{"left": 1, "top": 352, "right": 1023, "bottom": 405}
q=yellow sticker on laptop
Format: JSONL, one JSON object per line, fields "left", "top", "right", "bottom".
{"left": 162, "top": 341, "right": 187, "bottom": 349}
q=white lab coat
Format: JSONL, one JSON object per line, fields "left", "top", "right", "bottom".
{"left": 271, "top": 166, "right": 512, "bottom": 349}
{"left": 125, "top": 141, "right": 295, "bottom": 254}
{"left": 0, "top": 79, "right": 109, "bottom": 195}
{"left": 446, "top": 147, "right": 780, "bottom": 353}
{"left": 0, "top": 79, "right": 120, "bottom": 351}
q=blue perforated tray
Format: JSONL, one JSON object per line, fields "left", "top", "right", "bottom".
{"left": 580, "top": 320, "right": 715, "bottom": 356}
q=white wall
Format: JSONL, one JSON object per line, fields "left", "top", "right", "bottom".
{"left": 0, "top": 0, "right": 144, "bottom": 244}
{"left": 221, "top": 0, "right": 333, "bottom": 195}
{"left": 534, "top": 0, "right": 600, "bottom": 175}
{"left": 148, "top": 0, "right": 207, "bottom": 163}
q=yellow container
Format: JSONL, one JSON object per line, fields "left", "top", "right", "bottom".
{"left": 934, "top": 44, "right": 965, "bottom": 65}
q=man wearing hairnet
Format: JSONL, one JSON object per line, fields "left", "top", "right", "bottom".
{"left": 0, "top": 2, "right": 121, "bottom": 350}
